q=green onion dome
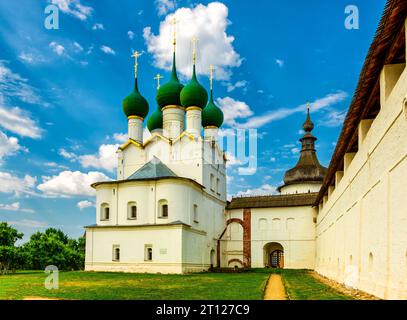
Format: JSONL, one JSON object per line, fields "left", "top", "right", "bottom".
{"left": 202, "top": 89, "right": 223, "bottom": 128}
{"left": 180, "top": 64, "right": 208, "bottom": 109}
{"left": 156, "top": 53, "right": 184, "bottom": 109}
{"left": 147, "top": 106, "right": 163, "bottom": 132}
{"left": 122, "top": 78, "right": 149, "bottom": 119}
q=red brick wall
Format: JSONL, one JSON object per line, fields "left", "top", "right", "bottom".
{"left": 243, "top": 208, "right": 251, "bottom": 267}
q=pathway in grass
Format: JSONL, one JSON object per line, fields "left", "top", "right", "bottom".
{"left": 263, "top": 274, "right": 287, "bottom": 300}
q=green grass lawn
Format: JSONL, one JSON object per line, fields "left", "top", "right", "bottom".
{"left": 0, "top": 269, "right": 352, "bottom": 300}
{"left": 275, "top": 269, "right": 353, "bottom": 300}
{"left": 0, "top": 269, "right": 270, "bottom": 300}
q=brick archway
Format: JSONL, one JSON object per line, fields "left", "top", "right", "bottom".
{"left": 217, "top": 209, "right": 251, "bottom": 268}
{"left": 228, "top": 259, "right": 244, "bottom": 267}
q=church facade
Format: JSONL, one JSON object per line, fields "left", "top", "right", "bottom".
{"left": 85, "top": 0, "right": 407, "bottom": 300}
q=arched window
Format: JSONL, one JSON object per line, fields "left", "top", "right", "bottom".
{"left": 101, "top": 203, "right": 110, "bottom": 220}
{"left": 259, "top": 218, "right": 267, "bottom": 231}
{"left": 216, "top": 178, "right": 220, "bottom": 194}
{"left": 112, "top": 245, "right": 120, "bottom": 261}
{"left": 127, "top": 202, "right": 137, "bottom": 220}
{"left": 272, "top": 218, "right": 281, "bottom": 230}
{"left": 158, "top": 199, "right": 168, "bottom": 218}
{"left": 286, "top": 218, "right": 295, "bottom": 230}
{"left": 368, "top": 252, "right": 374, "bottom": 273}
{"left": 145, "top": 245, "right": 153, "bottom": 261}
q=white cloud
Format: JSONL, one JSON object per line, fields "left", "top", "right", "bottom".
{"left": 236, "top": 184, "right": 277, "bottom": 197}
{"left": 59, "top": 148, "right": 76, "bottom": 160}
{"left": 0, "top": 171, "right": 36, "bottom": 196}
{"left": 112, "top": 133, "right": 128, "bottom": 143}
{"left": 78, "top": 144, "right": 119, "bottom": 172}
{"left": 143, "top": 2, "right": 242, "bottom": 80}
{"left": 73, "top": 41, "right": 83, "bottom": 52}
{"left": 18, "top": 52, "right": 45, "bottom": 64}
{"left": 216, "top": 97, "right": 253, "bottom": 126}
{"left": 320, "top": 110, "right": 346, "bottom": 127}
{"left": 37, "top": 170, "right": 111, "bottom": 197}
{"left": 77, "top": 200, "right": 94, "bottom": 210}
{"left": 127, "top": 30, "right": 135, "bottom": 40}
{"left": 155, "top": 0, "right": 177, "bottom": 16}
{"left": 275, "top": 59, "right": 284, "bottom": 67}
{"left": 0, "top": 96, "right": 42, "bottom": 139}
{"left": 92, "top": 23, "right": 104, "bottom": 30}
{"left": 100, "top": 45, "right": 116, "bottom": 55}
{"left": 0, "top": 131, "right": 25, "bottom": 163}
{"left": 51, "top": 0, "right": 93, "bottom": 21}
{"left": 49, "top": 41, "right": 65, "bottom": 56}
{"left": 237, "top": 91, "right": 348, "bottom": 129}
{"left": 0, "top": 202, "right": 34, "bottom": 213}
{"left": 225, "top": 80, "right": 247, "bottom": 93}
{"left": 0, "top": 60, "right": 46, "bottom": 106}
{"left": 9, "top": 219, "right": 47, "bottom": 228}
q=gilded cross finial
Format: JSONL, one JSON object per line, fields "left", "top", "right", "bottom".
{"left": 191, "top": 36, "right": 199, "bottom": 65}
{"left": 154, "top": 73, "right": 163, "bottom": 90}
{"left": 209, "top": 64, "right": 216, "bottom": 90}
{"left": 170, "top": 17, "right": 178, "bottom": 51}
{"left": 307, "top": 101, "right": 311, "bottom": 111}
{"left": 131, "top": 50, "right": 142, "bottom": 79}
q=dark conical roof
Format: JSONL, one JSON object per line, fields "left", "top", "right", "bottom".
{"left": 279, "top": 108, "right": 327, "bottom": 190}
{"left": 147, "top": 106, "right": 163, "bottom": 132}
{"left": 122, "top": 77, "right": 149, "bottom": 118}
{"left": 202, "top": 89, "right": 223, "bottom": 128}
{"left": 180, "top": 64, "right": 208, "bottom": 108}
{"left": 156, "top": 52, "right": 184, "bottom": 109}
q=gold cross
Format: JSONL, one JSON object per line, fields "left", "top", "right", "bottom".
{"left": 131, "top": 50, "right": 142, "bottom": 78}
{"left": 170, "top": 17, "right": 178, "bottom": 49}
{"left": 191, "top": 36, "right": 199, "bottom": 64}
{"left": 307, "top": 101, "right": 311, "bottom": 112}
{"left": 209, "top": 64, "right": 216, "bottom": 90}
{"left": 154, "top": 73, "right": 163, "bottom": 90}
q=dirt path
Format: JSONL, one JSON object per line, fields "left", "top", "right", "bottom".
{"left": 310, "top": 272, "right": 380, "bottom": 300}
{"left": 23, "top": 296, "right": 61, "bottom": 300}
{"left": 263, "top": 274, "right": 287, "bottom": 300}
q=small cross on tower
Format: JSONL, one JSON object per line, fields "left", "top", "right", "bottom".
{"left": 131, "top": 50, "right": 142, "bottom": 79}
{"left": 154, "top": 73, "right": 163, "bottom": 90}
{"left": 191, "top": 36, "right": 199, "bottom": 64}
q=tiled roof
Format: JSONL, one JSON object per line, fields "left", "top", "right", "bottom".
{"left": 227, "top": 192, "right": 318, "bottom": 209}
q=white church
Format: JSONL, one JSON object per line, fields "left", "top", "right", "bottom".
{"left": 85, "top": 0, "right": 407, "bottom": 300}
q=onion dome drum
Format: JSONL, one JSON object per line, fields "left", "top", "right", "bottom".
{"left": 122, "top": 80, "right": 149, "bottom": 119}
{"left": 180, "top": 65, "right": 208, "bottom": 109}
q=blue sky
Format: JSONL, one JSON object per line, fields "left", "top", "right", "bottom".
{"left": 0, "top": 0, "right": 385, "bottom": 241}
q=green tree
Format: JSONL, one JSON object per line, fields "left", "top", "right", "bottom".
{"left": 0, "top": 222, "right": 24, "bottom": 274}
{"left": 23, "top": 228, "right": 85, "bottom": 271}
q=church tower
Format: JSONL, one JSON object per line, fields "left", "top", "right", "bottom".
{"left": 85, "top": 23, "right": 227, "bottom": 274}
{"left": 278, "top": 104, "right": 327, "bottom": 194}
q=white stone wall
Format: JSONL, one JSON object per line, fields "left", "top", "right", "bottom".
{"left": 85, "top": 225, "right": 210, "bottom": 274}
{"left": 280, "top": 183, "right": 322, "bottom": 195}
{"left": 316, "top": 62, "right": 407, "bottom": 299}
{"left": 88, "top": 178, "right": 225, "bottom": 273}
{"left": 223, "top": 206, "right": 316, "bottom": 269}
